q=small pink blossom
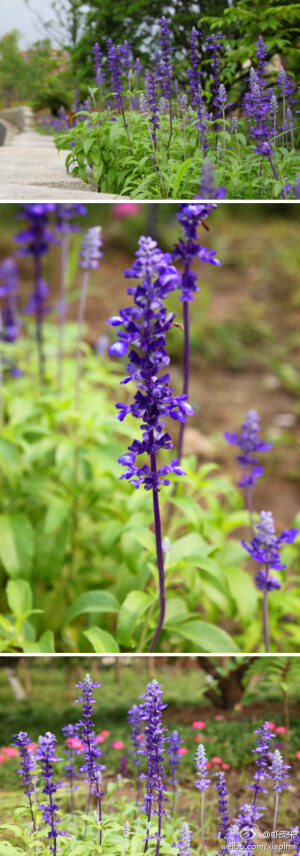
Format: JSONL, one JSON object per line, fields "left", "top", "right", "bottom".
{"left": 275, "top": 726, "right": 286, "bottom": 734}
{"left": 177, "top": 747, "right": 188, "bottom": 756}
{"left": 211, "top": 756, "right": 223, "bottom": 764}
{"left": 113, "top": 203, "right": 140, "bottom": 219}
{"left": 111, "top": 740, "right": 125, "bottom": 750}
{"left": 192, "top": 720, "right": 206, "bottom": 729}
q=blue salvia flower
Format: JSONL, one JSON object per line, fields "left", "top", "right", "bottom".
{"left": 0, "top": 258, "right": 20, "bottom": 344}
{"left": 75, "top": 674, "right": 105, "bottom": 844}
{"left": 15, "top": 203, "right": 57, "bottom": 381}
{"left": 13, "top": 731, "right": 37, "bottom": 831}
{"left": 146, "top": 71, "right": 160, "bottom": 149}
{"left": 92, "top": 42, "right": 105, "bottom": 86}
{"left": 108, "top": 236, "right": 191, "bottom": 651}
{"left": 236, "top": 722, "right": 275, "bottom": 856}
{"left": 173, "top": 203, "right": 220, "bottom": 460}
{"left": 176, "top": 822, "right": 192, "bottom": 856}
{"left": 242, "top": 510, "right": 298, "bottom": 592}
{"left": 107, "top": 235, "right": 192, "bottom": 489}
{"left": 215, "top": 772, "right": 231, "bottom": 851}
{"left": 269, "top": 749, "right": 290, "bottom": 793}
{"left": 225, "top": 410, "right": 272, "bottom": 491}
{"left": 139, "top": 680, "right": 168, "bottom": 855}
{"left": 36, "top": 732, "right": 63, "bottom": 856}
{"left": 167, "top": 729, "right": 183, "bottom": 814}
{"left": 196, "top": 158, "right": 226, "bottom": 200}
{"left": 195, "top": 743, "right": 210, "bottom": 792}
{"left": 205, "top": 33, "right": 223, "bottom": 117}
{"left": 79, "top": 225, "right": 103, "bottom": 270}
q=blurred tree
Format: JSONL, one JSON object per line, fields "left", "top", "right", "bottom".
{"left": 24, "top": 40, "right": 73, "bottom": 112}
{"left": 0, "top": 31, "right": 27, "bottom": 105}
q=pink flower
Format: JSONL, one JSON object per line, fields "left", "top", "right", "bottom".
{"left": 101, "top": 730, "right": 110, "bottom": 738}
{"left": 206, "top": 761, "right": 212, "bottom": 769}
{"left": 214, "top": 715, "right": 225, "bottom": 721}
{"left": 194, "top": 735, "right": 210, "bottom": 743}
{"left": 113, "top": 203, "right": 140, "bottom": 219}
{"left": 2, "top": 747, "right": 18, "bottom": 758}
{"left": 267, "top": 722, "right": 276, "bottom": 730}
{"left": 177, "top": 747, "right": 188, "bottom": 756}
{"left": 111, "top": 740, "right": 125, "bottom": 750}
{"left": 95, "top": 734, "right": 105, "bottom": 743}
{"left": 211, "top": 756, "right": 223, "bottom": 764}
{"left": 192, "top": 720, "right": 206, "bottom": 729}
{"left": 275, "top": 727, "right": 286, "bottom": 734}
{"left": 295, "top": 751, "right": 300, "bottom": 760}
{"left": 222, "top": 763, "right": 230, "bottom": 770}
{"left": 66, "top": 737, "right": 84, "bottom": 751}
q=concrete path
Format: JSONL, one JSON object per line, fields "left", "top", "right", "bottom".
{"left": 0, "top": 129, "right": 126, "bottom": 200}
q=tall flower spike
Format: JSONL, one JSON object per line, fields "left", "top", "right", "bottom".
{"left": 76, "top": 227, "right": 103, "bottom": 408}
{"left": 242, "top": 510, "right": 297, "bottom": 651}
{"left": 196, "top": 158, "right": 226, "bottom": 200}
{"left": 158, "top": 17, "right": 173, "bottom": 151}
{"left": 0, "top": 258, "right": 20, "bottom": 345}
{"left": 13, "top": 731, "right": 37, "bottom": 831}
{"left": 36, "top": 732, "right": 63, "bottom": 856}
{"left": 173, "top": 203, "right": 220, "bottom": 461}
{"left": 15, "top": 203, "right": 57, "bottom": 381}
{"left": 195, "top": 743, "right": 210, "bottom": 856}
{"left": 75, "top": 674, "right": 105, "bottom": 844}
{"left": 236, "top": 722, "right": 275, "bottom": 856}
{"left": 140, "top": 680, "right": 168, "bottom": 856}
{"left": 167, "top": 729, "right": 183, "bottom": 814}
{"left": 225, "top": 410, "right": 272, "bottom": 526}
{"left": 176, "top": 822, "right": 192, "bottom": 856}
{"left": 215, "top": 772, "right": 231, "bottom": 852}
{"left": 108, "top": 236, "right": 192, "bottom": 651}
{"left": 270, "top": 749, "right": 290, "bottom": 793}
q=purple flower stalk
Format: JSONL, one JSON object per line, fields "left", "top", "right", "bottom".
{"left": 173, "top": 203, "right": 220, "bottom": 461}
{"left": 54, "top": 204, "right": 87, "bottom": 395}
{"left": 196, "top": 158, "right": 226, "bottom": 200}
{"left": 205, "top": 34, "right": 223, "bottom": 118}
{"left": 107, "top": 40, "right": 132, "bottom": 146}
{"left": 75, "top": 674, "right": 105, "bottom": 844}
{"left": 15, "top": 203, "right": 56, "bottom": 381}
{"left": 225, "top": 409, "right": 272, "bottom": 528}
{"left": 146, "top": 70, "right": 160, "bottom": 153}
{"left": 270, "top": 748, "right": 291, "bottom": 856}
{"left": 92, "top": 43, "right": 105, "bottom": 86}
{"left": 242, "top": 510, "right": 297, "bottom": 651}
{"left": 128, "top": 703, "right": 144, "bottom": 804}
{"left": 158, "top": 17, "right": 173, "bottom": 152}
{"left": 188, "top": 28, "right": 208, "bottom": 156}
{"left": 107, "top": 236, "right": 192, "bottom": 651}
{"left": 176, "top": 822, "right": 192, "bottom": 856}
{"left": 236, "top": 721, "right": 275, "bottom": 854}
{"left": 75, "top": 226, "right": 103, "bottom": 408}
{"left": 167, "top": 729, "right": 183, "bottom": 814}
{"left": 139, "top": 680, "right": 168, "bottom": 856}
{"left": 36, "top": 732, "right": 62, "bottom": 856}
{"left": 195, "top": 743, "right": 210, "bottom": 856}
{"left": 216, "top": 772, "right": 231, "bottom": 854}
{"left": 0, "top": 258, "right": 20, "bottom": 344}
{"left": 13, "top": 731, "right": 37, "bottom": 831}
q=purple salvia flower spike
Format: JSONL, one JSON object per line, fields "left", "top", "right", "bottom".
{"left": 75, "top": 674, "right": 105, "bottom": 844}
{"left": 242, "top": 510, "right": 297, "bottom": 650}
{"left": 13, "top": 731, "right": 37, "bottom": 832}
{"left": 173, "top": 203, "right": 220, "bottom": 461}
{"left": 215, "top": 771, "right": 231, "bottom": 854}
{"left": 195, "top": 742, "right": 210, "bottom": 856}
{"left": 108, "top": 235, "right": 192, "bottom": 651}
{"left": 158, "top": 17, "right": 173, "bottom": 153}
{"left": 140, "top": 680, "right": 168, "bottom": 856}
{"left": 167, "top": 729, "right": 183, "bottom": 815}
{"left": 196, "top": 158, "right": 227, "bottom": 200}
{"left": 36, "top": 731, "right": 64, "bottom": 856}
{"left": 224, "top": 409, "right": 272, "bottom": 528}
{"left": 176, "top": 822, "right": 192, "bottom": 856}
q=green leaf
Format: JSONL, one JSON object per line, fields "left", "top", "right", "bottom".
{"left": 117, "top": 591, "right": 152, "bottom": 647}
{"left": 0, "top": 514, "right": 34, "bottom": 577}
{"left": 6, "top": 579, "right": 32, "bottom": 618}
{"left": 84, "top": 626, "right": 120, "bottom": 653}
{"left": 169, "top": 533, "right": 208, "bottom": 566}
{"left": 176, "top": 620, "right": 240, "bottom": 653}
{"left": 172, "top": 157, "right": 195, "bottom": 198}
{"left": 64, "top": 590, "right": 119, "bottom": 626}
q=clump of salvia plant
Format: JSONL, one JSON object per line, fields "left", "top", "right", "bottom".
{"left": 10, "top": 677, "right": 299, "bottom": 856}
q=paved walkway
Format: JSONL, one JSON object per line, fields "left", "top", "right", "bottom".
{"left": 0, "top": 129, "right": 126, "bottom": 200}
